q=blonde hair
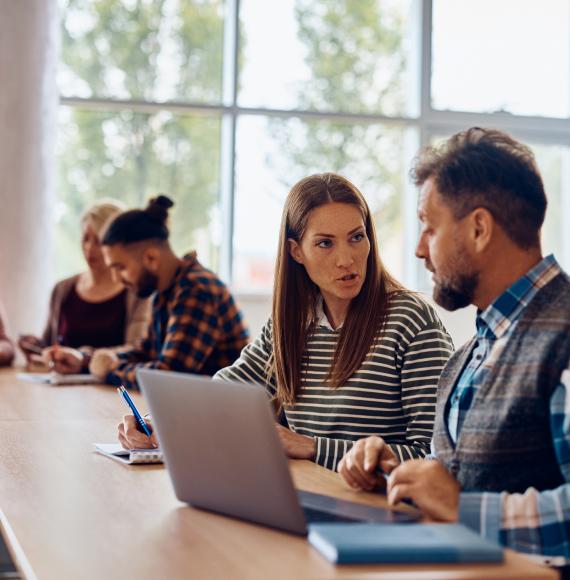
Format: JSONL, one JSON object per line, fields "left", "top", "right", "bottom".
{"left": 81, "top": 198, "right": 127, "bottom": 239}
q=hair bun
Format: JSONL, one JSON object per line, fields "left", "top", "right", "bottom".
{"left": 146, "top": 194, "right": 174, "bottom": 223}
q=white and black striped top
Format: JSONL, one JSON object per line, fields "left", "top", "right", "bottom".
{"left": 215, "top": 292, "right": 454, "bottom": 471}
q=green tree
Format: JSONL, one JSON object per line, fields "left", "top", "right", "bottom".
{"left": 57, "top": 0, "right": 225, "bottom": 277}
{"left": 268, "top": 0, "right": 411, "bottom": 264}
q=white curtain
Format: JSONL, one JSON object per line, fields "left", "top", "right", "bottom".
{"left": 0, "top": 0, "right": 58, "bottom": 341}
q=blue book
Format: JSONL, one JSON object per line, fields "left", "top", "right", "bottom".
{"left": 308, "top": 523, "right": 504, "bottom": 564}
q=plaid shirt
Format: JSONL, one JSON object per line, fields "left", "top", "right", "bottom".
{"left": 447, "top": 254, "right": 561, "bottom": 443}
{"left": 108, "top": 253, "right": 249, "bottom": 390}
{"left": 445, "top": 255, "right": 570, "bottom": 566}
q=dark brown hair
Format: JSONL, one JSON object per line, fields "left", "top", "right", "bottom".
{"left": 270, "top": 173, "right": 404, "bottom": 405}
{"left": 102, "top": 195, "right": 174, "bottom": 246}
{"left": 410, "top": 127, "right": 547, "bottom": 249}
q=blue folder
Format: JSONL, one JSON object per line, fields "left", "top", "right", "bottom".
{"left": 308, "top": 523, "right": 504, "bottom": 564}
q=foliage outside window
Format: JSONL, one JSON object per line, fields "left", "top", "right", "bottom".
{"left": 57, "top": 0, "right": 570, "bottom": 289}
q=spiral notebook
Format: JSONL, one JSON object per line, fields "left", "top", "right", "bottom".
{"left": 94, "top": 443, "right": 163, "bottom": 465}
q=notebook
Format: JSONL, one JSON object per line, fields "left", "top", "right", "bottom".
{"left": 17, "top": 372, "right": 98, "bottom": 385}
{"left": 308, "top": 523, "right": 504, "bottom": 564}
{"left": 94, "top": 443, "right": 163, "bottom": 465}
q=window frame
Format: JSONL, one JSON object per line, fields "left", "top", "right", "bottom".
{"left": 59, "top": 0, "right": 570, "bottom": 293}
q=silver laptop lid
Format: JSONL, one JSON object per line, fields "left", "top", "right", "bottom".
{"left": 137, "top": 368, "right": 307, "bottom": 534}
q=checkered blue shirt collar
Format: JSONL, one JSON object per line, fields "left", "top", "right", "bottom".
{"left": 476, "top": 254, "right": 561, "bottom": 340}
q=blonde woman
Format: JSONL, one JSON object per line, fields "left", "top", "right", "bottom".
{"left": 119, "top": 174, "right": 453, "bottom": 472}
{"left": 19, "top": 199, "right": 151, "bottom": 371}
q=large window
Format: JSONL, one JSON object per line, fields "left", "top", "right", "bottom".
{"left": 431, "top": 0, "right": 570, "bottom": 118}
{"left": 234, "top": 116, "right": 415, "bottom": 290}
{"left": 57, "top": 107, "right": 222, "bottom": 274}
{"left": 57, "top": 0, "right": 570, "bottom": 290}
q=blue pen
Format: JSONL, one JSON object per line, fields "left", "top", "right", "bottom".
{"left": 117, "top": 385, "right": 153, "bottom": 437}
{"left": 376, "top": 467, "right": 416, "bottom": 507}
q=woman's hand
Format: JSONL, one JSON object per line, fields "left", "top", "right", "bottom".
{"left": 117, "top": 415, "right": 158, "bottom": 450}
{"left": 42, "top": 346, "right": 84, "bottom": 374}
{"left": 89, "top": 348, "right": 120, "bottom": 380}
{"left": 275, "top": 424, "right": 316, "bottom": 459}
{"left": 338, "top": 436, "right": 399, "bottom": 491}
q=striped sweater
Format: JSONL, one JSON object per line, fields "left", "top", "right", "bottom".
{"left": 215, "top": 292, "right": 454, "bottom": 471}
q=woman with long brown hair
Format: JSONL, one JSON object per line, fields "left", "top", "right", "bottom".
{"left": 216, "top": 173, "right": 453, "bottom": 471}
{"left": 119, "top": 173, "right": 453, "bottom": 472}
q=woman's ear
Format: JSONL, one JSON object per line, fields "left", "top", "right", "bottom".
{"left": 288, "top": 239, "right": 304, "bottom": 264}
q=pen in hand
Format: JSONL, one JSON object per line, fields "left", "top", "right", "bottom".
{"left": 117, "top": 385, "right": 154, "bottom": 439}
{"left": 48, "top": 342, "right": 58, "bottom": 370}
{"left": 48, "top": 331, "right": 64, "bottom": 371}
{"left": 376, "top": 467, "right": 416, "bottom": 508}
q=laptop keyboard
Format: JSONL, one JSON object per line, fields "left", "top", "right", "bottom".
{"left": 302, "top": 506, "right": 361, "bottom": 524}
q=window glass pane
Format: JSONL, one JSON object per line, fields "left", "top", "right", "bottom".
{"left": 56, "top": 107, "right": 222, "bottom": 278}
{"left": 59, "top": 0, "right": 224, "bottom": 103}
{"left": 532, "top": 143, "right": 570, "bottom": 269}
{"left": 239, "top": 0, "right": 418, "bottom": 116}
{"left": 234, "top": 115, "right": 414, "bottom": 292}
{"left": 432, "top": 0, "right": 570, "bottom": 118}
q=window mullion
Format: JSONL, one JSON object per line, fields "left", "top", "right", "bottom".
{"left": 219, "top": 0, "right": 240, "bottom": 284}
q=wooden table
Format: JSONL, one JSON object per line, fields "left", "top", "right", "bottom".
{"left": 0, "top": 369, "right": 558, "bottom": 580}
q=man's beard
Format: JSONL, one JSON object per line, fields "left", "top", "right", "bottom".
{"left": 136, "top": 268, "right": 159, "bottom": 298}
{"left": 427, "top": 248, "right": 479, "bottom": 311}
{"left": 433, "top": 271, "right": 478, "bottom": 311}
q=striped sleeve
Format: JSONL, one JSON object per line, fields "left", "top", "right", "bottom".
{"left": 458, "top": 369, "right": 570, "bottom": 567}
{"left": 315, "top": 437, "right": 354, "bottom": 471}
{"left": 214, "top": 318, "right": 276, "bottom": 395}
{"left": 391, "top": 318, "right": 454, "bottom": 462}
{"left": 313, "top": 295, "right": 454, "bottom": 472}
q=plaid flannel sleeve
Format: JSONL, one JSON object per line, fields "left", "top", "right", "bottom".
{"left": 458, "top": 368, "right": 570, "bottom": 567}
{"left": 108, "top": 287, "right": 222, "bottom": 390}
{"left": 114, "top": 334, "right": 156, "bottom": 365}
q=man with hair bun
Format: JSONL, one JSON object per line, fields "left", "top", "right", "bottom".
{"left": 54, "top": 195, "right": 249, "bottom": 390}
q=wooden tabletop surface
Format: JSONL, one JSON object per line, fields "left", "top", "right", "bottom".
{"left": 0, "top": 369, "right": 558, "bottom": 580}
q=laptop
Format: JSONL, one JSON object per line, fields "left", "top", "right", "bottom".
{"left": 137, "top": 368, "right": 416, "bottom": 535}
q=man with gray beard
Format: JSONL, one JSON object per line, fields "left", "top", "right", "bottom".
{"left": 339, "top": 128, "right": 570, "bottom": 574}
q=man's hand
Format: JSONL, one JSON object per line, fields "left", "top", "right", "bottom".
{"left": 89, "top": 349, "right": 120, "bottom": 380}
{"left": 118, "top": 415, "right": 158, "bottom": 450}
{"left": 275, "top": 424, "right": 316, "bottom": 460}
{"left": 42, "top": 346, "right": 84, "bottom": 374}
{"left": 387, "top": 459, "right": 460, "bottom": 521}
{"left": 338, "top": 436, "right": 399, "bottom": 491}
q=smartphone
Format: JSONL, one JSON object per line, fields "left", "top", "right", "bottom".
{"left": 19, "top": 341, "right": 43, "bottom": 355}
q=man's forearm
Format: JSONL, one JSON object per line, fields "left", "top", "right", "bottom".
{"left": 460, "top": 486, "right": 570, "bottom": 565}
